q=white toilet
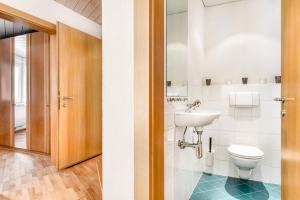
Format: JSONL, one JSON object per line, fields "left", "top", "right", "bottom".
{"left": 228, "top": 145, "right": 264, "bottom": 179}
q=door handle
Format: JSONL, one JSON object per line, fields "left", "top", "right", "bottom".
{"left": 274, "top": 97, "right": 295, "bottom": 117}
{"left": 62, "top": 96, "right": 73, "bottom": 101}
{"left": 274, "top": 96, "right": 295, "bottom": 103}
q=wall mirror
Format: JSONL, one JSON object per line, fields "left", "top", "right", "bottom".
{"left": 166, "top": 0, "right": 188, "bottom": 97}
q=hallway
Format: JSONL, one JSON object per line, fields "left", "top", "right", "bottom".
{"left": 0, "top": 148, "right": 102, "bottom": 200}
{"left": 14, "top": 131, "right": 26, "bottom": 149}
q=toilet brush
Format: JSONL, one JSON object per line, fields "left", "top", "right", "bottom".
{"left": 206, "top": 137, "right": 214, "bottom": 167}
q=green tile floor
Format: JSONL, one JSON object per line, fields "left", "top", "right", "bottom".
{"left": 190, "top": 174, "right": 281, "bottom": 200}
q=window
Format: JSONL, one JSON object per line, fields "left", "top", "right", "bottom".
{"left": 14, "top": 35, "right": 27, "bottom": 105}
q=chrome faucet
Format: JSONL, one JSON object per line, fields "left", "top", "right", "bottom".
{"left": 186, "top": 99, "right": 201, "bottom": 112}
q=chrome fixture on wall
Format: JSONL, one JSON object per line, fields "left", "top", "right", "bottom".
{"left": 167, "top": 97, "right": 188, "bottom": 102}
{"left": 178, "top": 127, "right": 203, "bottom": 159}
{"left": 186, "top": 99, "right": 201, "bottom": 112}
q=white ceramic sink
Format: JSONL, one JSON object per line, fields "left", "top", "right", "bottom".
{"left": 175, "top": 110, "right": 221, "bottom": 128}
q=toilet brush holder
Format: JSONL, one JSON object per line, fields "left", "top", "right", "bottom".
{"left": 206, "top": 151, "right": 215, "bottom": 167}
{"left": 206, "top": 137, "right": 214, "bottom": 167}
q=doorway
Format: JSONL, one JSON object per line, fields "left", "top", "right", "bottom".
{"left": 13, "top": 35, "right": 28, "bottom": 149}
{"left": 11, "top": 32, "right": 50, "bottom": 152}
{"left": 150, "top": 0, "right": 300, "bottom": 200}
{"left": 0, "top": 17, "right": 50, "bottom": 152}
{"left": 0, "top": 4, "right": 102, "bottom": 199}
{"left": 0, "top": 5, "right": 102, "bottom": 166}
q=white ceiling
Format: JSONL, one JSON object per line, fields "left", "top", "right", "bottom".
{"left": 167, "top": 0, "right": 244, "bottom": 14}
{"left": 54, "top": 0, "right": 101, "bottom": 24}
{"left": 202, "top": 0, "right": 244, "bottom": 7}
{"left": 167, "top": 0, "right": 188, "bottom": 14}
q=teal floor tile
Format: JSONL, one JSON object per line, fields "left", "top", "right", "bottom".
{"left": 234, "top": 183, "right": 258, "bottom": 194}
{"left": 226, "top": 187, "right": 245, "bottom": 198}
{"left": 189, "top": 174, "right": 281, "bottom": 200}
{"left": 267, "top": 189, "right": 281, "bottom": 199}
{"left": 234, "top": 194, "right": 253, "bottom": 200}
{"left": 190, "top": 192, "right": 209, "bottom": 200}
{"left": 246, "top": 191, "right": 269, "bottom": 200}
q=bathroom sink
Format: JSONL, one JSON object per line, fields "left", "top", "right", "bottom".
{"left": 175, "top": 110, "right": 221, "bottom": 128}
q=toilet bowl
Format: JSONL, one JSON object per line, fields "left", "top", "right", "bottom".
{"left": 228, "top": 145, "right": 264, "bottom": 179}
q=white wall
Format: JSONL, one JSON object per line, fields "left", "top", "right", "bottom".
{"left": 203, "top": 0, "right": 280, "bottom": 84}
{"left": 188, "top": 0, "right": 205, "bottom": 100}
{"left": 102, "top": 0, "right": 134, "bottom": 199}
{"left": 0, "top": 0, "right": 101, "bottom": 38}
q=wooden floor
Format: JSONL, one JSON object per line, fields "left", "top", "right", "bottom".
{"left": 0, "top": 148, "right": 102, "bottom": 200}
{"left": 14, "top": 131, "right": 27, "bottom": 149}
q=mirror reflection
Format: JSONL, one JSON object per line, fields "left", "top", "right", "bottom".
{"left": 166, "top": 0, "right": 188, "bottom": 97}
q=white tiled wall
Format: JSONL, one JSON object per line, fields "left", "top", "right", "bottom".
{"left": 165, "top": 100, "right": 203, "bottom": 200}
{"left": 165, "top": 84, "right": 281, "bottom": 200}
{"left": 201, "top": 83, "right": 281, "bottom": 184}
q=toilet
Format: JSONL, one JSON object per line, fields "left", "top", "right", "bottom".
{"left": 228, "top": 145, "right": 264, "bottom": 179}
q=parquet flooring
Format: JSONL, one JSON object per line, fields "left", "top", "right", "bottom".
{"left": 0, "top": 148, "right": 102, "bottom": 200}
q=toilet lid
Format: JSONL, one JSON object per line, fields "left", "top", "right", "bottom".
{"left": 228, "top": 145, "right": 264, "bottom": 159}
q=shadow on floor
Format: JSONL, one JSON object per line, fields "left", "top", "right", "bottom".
{"left": 225, "top": 177, "right": 269, "bottom": 200}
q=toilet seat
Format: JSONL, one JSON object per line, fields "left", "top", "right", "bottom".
{"left": 228, "top": 145, "right": 264, "bottom": 160}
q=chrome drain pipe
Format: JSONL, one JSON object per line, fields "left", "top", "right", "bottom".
{"left": 178, "top": 127, "right": 203, "bottom": 159}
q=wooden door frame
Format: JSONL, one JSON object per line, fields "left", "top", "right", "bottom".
{"left": 0, "top": 3, "right": 56, "bottom": 34}
{"left": 10, "top": 38, "right": 15, "bottom": 148}
{"left": 26, "top": 35, "right": 30, "bottom": 150}
{"left": 149, "top": 0, "right": 164, "bottom": 199}
{"left": 0, "top": 37, "right": 16, "bottom": 148}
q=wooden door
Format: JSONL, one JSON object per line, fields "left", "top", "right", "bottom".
{"left": 28, "top": 32, "right": 50, "bottom": 153}
{"left": 0, "top": 38, "right": 13, "bottom": 147}
{"left": 281, "top": 1, "right": 300, "bottom": 199}
{"left": 58, "top": 23, "right": 102, "bottom": 169}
